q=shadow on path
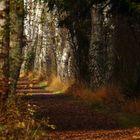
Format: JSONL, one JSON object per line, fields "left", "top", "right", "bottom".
{"left": 22, "top": 93, "right": 121, "bottom": 131}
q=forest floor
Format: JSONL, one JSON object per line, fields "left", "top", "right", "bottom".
{"left": 17, "top": 79, "right": 140, "bottom": 140}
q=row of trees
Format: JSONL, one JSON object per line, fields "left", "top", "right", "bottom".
{"left": 22, "top": 0, "right": 140, "bottom": 96}
{"left": 0, "top": 0, "right": 140, "bottom": 112}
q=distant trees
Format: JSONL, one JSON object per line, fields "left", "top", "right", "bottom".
{"left": 22, "top": 0, "right": 76, "bottom": 82}
{"left": 45, "top": 0, "right": 140, "bottom": 96}
{"left": 21, "top": 0, "right": 140, "bottom": 97}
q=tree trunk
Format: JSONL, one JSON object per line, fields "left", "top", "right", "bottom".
{"left": 0, "top": 0, "right": 10, "bottom": 112}
{"left": 68, "top": 19, "right": 90, "bottom": 84}
{"left": 9, "top": 0, "right": 24, "bottom": 95}
{"left": 89, "top": 4, "right": 105, "bottom": 88}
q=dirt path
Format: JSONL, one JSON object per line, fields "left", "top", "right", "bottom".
{"left": 17, "top": 79, "right": 140, "bottom": 140}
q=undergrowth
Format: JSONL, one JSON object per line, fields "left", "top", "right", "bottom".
{"left": 114, "top": 112, "right": 140, "bottom": 128}
{"left": 47, "top": 75, "right": 72, "bottom": 93}
{"left": 67, "top": 85, "right": 125, "bottom": 111}
{"left": 0, "top": 98, "right": 54, "bottom": 140}
{"left": 67, "top": 83, "right": 140, "bottom": 128}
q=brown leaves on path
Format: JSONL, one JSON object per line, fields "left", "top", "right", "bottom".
{"left": 19, "top": 79, "right": 140, "bottom": 140}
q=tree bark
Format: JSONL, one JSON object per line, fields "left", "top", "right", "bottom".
{"left": 89, "top": 4, "right": 105, "bottom": 88}
{"left": 0, "top": 0, "right": 10, "bottom": 112}
{"left": 89, "top": 3, "right": 115, "bottom": 89}
{"left": 9, "top": 0, "right": 24, "bottom": 95}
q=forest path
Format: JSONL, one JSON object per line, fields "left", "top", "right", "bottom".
{"left": 17, "top": 79, "right": 140, "bottom": 140}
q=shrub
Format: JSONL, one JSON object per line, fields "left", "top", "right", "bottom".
{"left": 0, "top": 98, "right": 52, "bottom": 140}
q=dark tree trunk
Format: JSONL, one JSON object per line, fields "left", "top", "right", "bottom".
{"left": 0, "top": 0, "right": 10, "bottom": 112}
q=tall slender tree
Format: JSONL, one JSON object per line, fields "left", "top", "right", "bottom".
{"left": 9, "top": 0, "right": 24, "bottom": 95}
